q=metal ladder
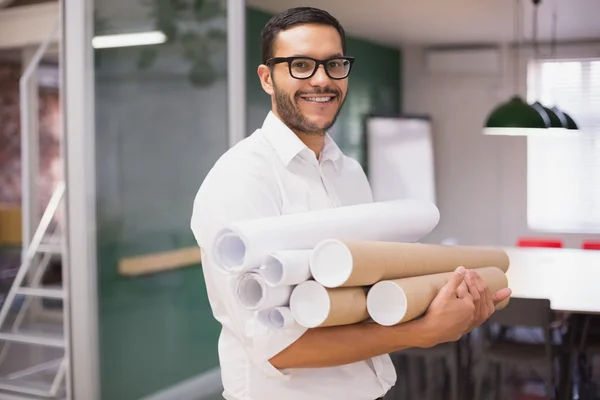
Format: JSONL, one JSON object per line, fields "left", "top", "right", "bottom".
{"left": 0, "top": 12, "right": 68, "bottom": 399}
{"left": 0, "top": 182, "right": 67, "bottom": 398}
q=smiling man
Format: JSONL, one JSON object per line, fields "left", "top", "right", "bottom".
{"left": 257, "top": 18, "right": 352, "bottom": 156}
{"left": 190, "top": 6, "right": 510, "bottom": 400}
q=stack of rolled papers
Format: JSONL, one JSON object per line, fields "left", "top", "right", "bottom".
{"left": 210, "top": 199, "right": 510, "bottom": 330}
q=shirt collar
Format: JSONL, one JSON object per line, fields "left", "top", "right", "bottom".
{"left": 260, "top": 111, "right": 343, "bottom": 169}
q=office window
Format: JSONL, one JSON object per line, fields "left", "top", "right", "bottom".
{"left": 526, "top": 58, "right": 600, "bottom": 233}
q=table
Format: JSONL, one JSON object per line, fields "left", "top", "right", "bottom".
{"left": 502, "top": 246, "right": 600, "bottom": 399}
{"left": 504, "top": 247, "right": 600, "bottom": 314}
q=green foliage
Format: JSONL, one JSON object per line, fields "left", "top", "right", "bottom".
{"left": 141, "top": 0, "right": 227, "bottom": 87}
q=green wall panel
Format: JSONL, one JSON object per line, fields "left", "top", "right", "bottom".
{"left": 246, "top": 8, "right": 274, "bottom": 137}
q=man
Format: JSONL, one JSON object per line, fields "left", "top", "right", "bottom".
{"left": 190, "top": 6, "right": 511, "bottom": 400}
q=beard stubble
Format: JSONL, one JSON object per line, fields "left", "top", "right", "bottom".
{"left": 273, "top": 80, "right": 346, "bottom": 137}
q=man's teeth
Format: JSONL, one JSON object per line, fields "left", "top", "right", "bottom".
{"left": 306, "top": 97, "right": 332, "bottom": 103}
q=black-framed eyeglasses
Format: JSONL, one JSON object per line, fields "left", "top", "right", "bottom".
{"left": 266, "top": 56, "right": 355, "bottom": 80}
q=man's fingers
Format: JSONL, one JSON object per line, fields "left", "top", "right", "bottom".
{"left": 472, "top": 271, "right": 493, "bottom": 315}
{"left": 440, "top": 266, "right": 467, "bottom": 299}
{"left": 456, "top": 280, "right": 469, "bottom": 299}
{"left": 465, "top": 271, "right": 481, "bottom": 301}
{"left": 492, "top": 287, "right": 512, "bottom": 305}
{"left": 481, "top": 279, "right": 495, "bottom": 318}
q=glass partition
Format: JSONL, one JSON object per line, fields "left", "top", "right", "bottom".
{"left": 64, "top": 0, "right": 244, "bottom": 398}
{"left": 93, "top": 1, "right": 229, "bottom": 398}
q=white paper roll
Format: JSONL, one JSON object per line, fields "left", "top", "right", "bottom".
{"left": 256, "top": 307, "right": 296, "bottom": 330}
{"left": 259, "top": 250, "right": 312, "bottom": 287}
{"left": 212, "top": 199, "right": 440, "bottom": 274}
{"left": 235, "top": 272, "right": 293, "bottom": 311}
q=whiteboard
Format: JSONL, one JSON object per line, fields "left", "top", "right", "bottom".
{"left": 366, "top": 116, "right": 436, "bottom": 204}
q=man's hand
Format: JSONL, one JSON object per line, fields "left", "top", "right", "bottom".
{"left": 419, "top": 266, "right": 475, "bottom": 347}
{"left": 464, "top": 269, "right": 512, "bottom": 332}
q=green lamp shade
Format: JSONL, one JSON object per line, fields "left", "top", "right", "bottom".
{"left": 484, "top": 96, "right": 548, "bottom": 135}
{"left": 532, "top": 102, "right": 564, "bottom": 129}
{"left": 551, "top": 106, "right": 579, "bottom": 130}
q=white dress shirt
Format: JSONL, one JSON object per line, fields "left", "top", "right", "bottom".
{"left": 190, "top": 111, "right": 396, "bottom": 400}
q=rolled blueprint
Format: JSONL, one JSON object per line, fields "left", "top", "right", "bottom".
{"left": 256, "top": 307, "right": 296, "bottom": 330}
{"left": 310, "top": 239, "right": 510, "bottom": 288}
{"left": 212, "top": 199, "right": 440, "bottom": 274}
{"left": 289, "top": 280, "right": 369, "bottom": 328}
{"left": 235, "top": 272, "right": 293, "bottom": 311}
{"left": 366, "top": 266, "right": 509, "bottom": 326}
{"left": 259, "top": 249, "right": 312, "bottom": 287}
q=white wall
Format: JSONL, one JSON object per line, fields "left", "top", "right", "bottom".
{"left": 402, "top": 42, "right": 600, "bottom": 248}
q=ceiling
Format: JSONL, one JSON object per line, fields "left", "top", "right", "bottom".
{"left": 3, "top": 0, "right": 53, "bottom": 7}
{"left": 247, "top": 0, "right": 600, "bottom": 48}
{"left": 2, "top": 0, "right": 598, "bottom": 49}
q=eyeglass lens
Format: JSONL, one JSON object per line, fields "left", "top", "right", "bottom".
{"left": 290, "top": 58, "right": 351, "bottom": 79}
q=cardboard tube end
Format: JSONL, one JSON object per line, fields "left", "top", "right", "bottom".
{"left": 261, "top": 255, "right": 283, "bottom": 286}
{"left": 214, "top": 230, "right": 246, "bottom": 273}
{"left": 367, "top": 281, "right": 408, "bottom": 326}
{"left": 236, "top": 273, "right": 266, "bottom": 310}
{"left": 290, "top": 281, "right": 330, "bottom": 328}
{"left": 310, "top": 239, "right": 353, "bottom": 288}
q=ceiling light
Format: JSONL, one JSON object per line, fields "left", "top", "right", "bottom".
{"left": 483, "top": 0, "right": 547, "bottom": 136}
{"left": 531, "top": 101, "right": 565, "bottom": 130}
{"left": 92, "top": 31, "right": 167, "bottom": 49}
{"left": 551, "top": 106, "right": 579, "bottom": 130}
{"left": 483, "top": 96, "right": 548, "bottom": 135}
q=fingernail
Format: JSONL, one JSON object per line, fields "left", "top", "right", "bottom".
{"left": 456, "top": 266, "right": 466, "bottom": 275}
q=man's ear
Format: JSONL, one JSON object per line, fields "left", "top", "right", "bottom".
{"left": 257, "top": 64, "right": 274, "bottom": 96}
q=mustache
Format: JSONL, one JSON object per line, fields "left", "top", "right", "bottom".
{"left": 296, "top": 87, "right": 341, "bottom": 97}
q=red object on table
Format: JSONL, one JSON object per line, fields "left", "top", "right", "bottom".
{"left": 582, "top": 241, "right": 600, "bottom": 250}
{"left": 517, "top": 238, "right": 563, "bottom": 248}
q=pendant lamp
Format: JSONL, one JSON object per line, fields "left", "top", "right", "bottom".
{"left": 532, "top": 102, "right": 564, "bottom": 129}
{"left": 484, "top": 96, "right": 548, "bottom": 135}
{"left": 483, "top": 0, "right": 548, "bottom": 135}
{"left": 526, "top": 0, "right": 568, "bottom": 132}
{"left": 551, "top": 106, "right": 579, "bottom": 130}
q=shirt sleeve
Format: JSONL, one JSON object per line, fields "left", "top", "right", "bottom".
{"left": 190, "top": 155, "right": 309, "bottom": 379}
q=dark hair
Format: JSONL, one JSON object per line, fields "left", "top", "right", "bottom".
{"left": 260, "top": 7, "right": 347, "bottom": 64}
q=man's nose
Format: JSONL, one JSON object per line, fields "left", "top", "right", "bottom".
{"left": 309, "top": 65, "right": 332, "bottom": 87}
